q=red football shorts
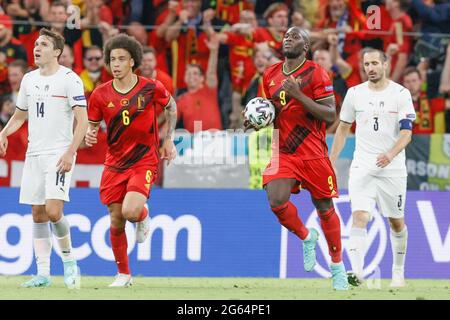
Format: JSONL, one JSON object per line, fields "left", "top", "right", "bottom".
{"left": 262, "top": 154, "right": 339, "bottom": 199}
{"left": 99, "top": 165, "right": 158, "bottom": 205}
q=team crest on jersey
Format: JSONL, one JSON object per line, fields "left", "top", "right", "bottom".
{"left": 380, "top": 101, "right": 384, "bottom": 108}
{"left": 120, "top": 99, "right": 129, "bottom": 107}
{"left": 107, "top": 101, "right": 115, "bottom": 108}
{"left": 442, "top": 135, "right": 450, "bottom": 157}
{"left": 137, "top": 94, "right": 146, "bottom": 111}
{"left": 44, "top": 85, "right": 50, "bottom": 91}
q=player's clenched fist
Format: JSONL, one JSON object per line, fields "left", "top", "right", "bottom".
{"left": 282, "top": 75, "right": 302, "bottom": 98}
{"left": 0, "top": 133, "right": 8, "bottom": 157}
{"left": 85, "top": 129, "right": 98, "bottom": 147}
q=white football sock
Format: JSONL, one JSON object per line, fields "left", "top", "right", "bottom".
{"left": 348, "top": 227, "right": 367, "bottom": 278}
{"left": 51, "top": 216, "right": 74, "bottom": 262}
{"left": 33, "top": 222, "right": 52, "bottom": 277}
{"left": 390, "top": 226, "right": 408, "bottom": 271}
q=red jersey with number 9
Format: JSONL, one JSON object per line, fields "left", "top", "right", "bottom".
{"left": 262, "top": 59, "right": 335, "bottom": 159}
{"left": 88, "top": 76, "right": 170, "bottom": 171}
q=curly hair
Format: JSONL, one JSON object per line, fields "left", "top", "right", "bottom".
{"left": 103, "top": 34, "right": 143, "bottom": 71}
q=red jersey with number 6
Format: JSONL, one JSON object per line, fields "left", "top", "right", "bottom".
{"left": 88, "top": 76, "right": 170, "bottom": 172}
{"left": 262, "top": 59, "right": 335, "bottom": 159}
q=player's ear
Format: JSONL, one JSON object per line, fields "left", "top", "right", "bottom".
{"left": 130, "top": 58, "right": 135, "bottom": 68}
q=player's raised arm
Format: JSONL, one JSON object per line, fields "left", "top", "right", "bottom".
{"left": 0, "top": 108, "right": 28, "bottom": 156}
{"left": 161, "top": 96, "right": 177, "bottom": 165}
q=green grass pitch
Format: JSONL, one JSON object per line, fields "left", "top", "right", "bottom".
{"left": 0, "top": 276, "right": 449, "bottom": 300}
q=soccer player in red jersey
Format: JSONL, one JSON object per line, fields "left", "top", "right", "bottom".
{"left": 85, "top": 34, "right": 177, "bottom": 287}
{"left": 248, "top": 27, "right": 349, "bottom": 290}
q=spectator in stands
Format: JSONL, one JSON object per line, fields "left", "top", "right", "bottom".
{"left": 253, "top": 2, "right": 289, "bottom": 60}
{"left": 140, "top": 47, "right": 174, "bottom": 96}
{"left": 164, "top": 0, "right": 219, "bottom": 91}
{"left": 410, "top": 0, "right": 450, "bottom": 56}
{"left": 328, "top": 33, "right": 369, "bottom": 88}
{"left": 402, "top": 66, "right": 445, "bottom": 134}
{"left": 215, "top": 10, "right": 258, "bottom": 128}
{"left": 383, "top": 0, "right": 413, "bottom": 82}
{"left": 313, "top": 0, "right": 366, "bottom": 59}
{"left": 241, "top": 47, "right": 273, "bottom": 106}
{"left": 139, "top": 46, "right": 174, "bottom": 127}
{"left": 7, "top": 59, "right": 28, "bottom": 105}
{"left": 440, "top": 42, "right": 450, "bottom": 133}
{"left": 313, "top": 47, "right": 347, "bottom": 133}
{"left": 80, "top": 46, "right": 112, "bottom": 99}
{"left": 0, "top": 13, "right": 28, "bottom": 63}
{"left": 214, "top": 0, "right": 254, "bottom": 25}
{"left": 58, "top": 44, "right": 79, "bottom": 73}
{"left": 126, "top": 22, "right": 148, "bottom": 46}
{"left": 0, "top": 96, "right": 14, "bottom": 129}
{"left": 176, "top": 33, "right": 222, "bottom": 133}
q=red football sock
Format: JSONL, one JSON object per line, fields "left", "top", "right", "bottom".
{"left": 110, "top": 226, "right": 130, "bottom": 274}
{"left": 318, "top": 207, "right": 342, "bottom": 263}
{"left": 272, "top": 202, "right": 309, "bottom": 240}
{"left": 136, "top": 205, "right": 148, "bottom": 222}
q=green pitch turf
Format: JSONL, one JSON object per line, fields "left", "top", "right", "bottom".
{"left": 0, "top": 276, "right": 449, "bottom": 300}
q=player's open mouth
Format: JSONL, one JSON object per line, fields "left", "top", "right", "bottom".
{"left": 34, "top": 54, "right": 41, "bottom": 58}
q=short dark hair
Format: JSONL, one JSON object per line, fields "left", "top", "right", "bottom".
{"left": 39, "top": 28, "right": 65, "bottom": 58}
{"left": 142, "top": 46, "right": 156, "bottom": 56}
{"left": 50, "top": 0, "right": 67, "bottom": 9}
{"left": 8, "top": 59, "right": 28, "bottom": 74}
{"left": 361, "top": 47, "right": 387, "bottom": 62}
{"left": 104, "top": 34, "right": 143, "bottom": 71}
{"left": 186, "top": 63, "right": 204, "bottom": 76}
{"left": 402, "top": 66, "right": 421, "bottom": 79}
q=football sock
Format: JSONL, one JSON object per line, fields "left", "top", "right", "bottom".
{"left": 33, "top": 222, "right": 52, "bottom": 277}
{"left": 271, "top": 202, "right": 309, "bottom": 240}
{"left": 318, "top": 207, "right": 342, "bottom": 263}
{"left": 110, "top": 226, "right": 130, "bottom": 275}
{"left": 51, "top": 215, "right": 74, "bottom": 262}
{"left": 390, "top": 226, "right": 408, "bottom": 271}
{"left": 348, "top": 227, "right": 367, "bottom": 277}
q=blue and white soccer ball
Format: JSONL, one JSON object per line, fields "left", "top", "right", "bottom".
{"left": 244, "top": 97, "right": 275, "bottom": 129}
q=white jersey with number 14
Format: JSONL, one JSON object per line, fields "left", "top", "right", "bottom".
{"left": 16, "top": 65, "right": 86, "bottom": 156}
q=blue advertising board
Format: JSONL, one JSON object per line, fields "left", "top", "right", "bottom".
{"left": 1, "top": 188, "right": 449, "bottom": 279}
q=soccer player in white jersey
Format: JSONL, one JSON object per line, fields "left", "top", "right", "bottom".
{"left": 0, "top": 28, "right": 88, "bottom": 288}
{"left": 330, "top": 48, "right": 416, "bottom": 288}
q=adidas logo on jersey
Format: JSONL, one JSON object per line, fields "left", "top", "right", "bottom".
{"left": 107, "top": 102, "right": 115, "bottom": 108}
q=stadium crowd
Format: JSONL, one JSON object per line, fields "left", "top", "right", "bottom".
{"left": 0, "top": 0, "right": 449, "bottom": 184}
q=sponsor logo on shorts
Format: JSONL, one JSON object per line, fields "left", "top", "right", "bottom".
{"left": 406, "top": 113, "right": 416, "bottom": 119}
{"left": 325, "top": 85, "right": 334, "bottom": 92}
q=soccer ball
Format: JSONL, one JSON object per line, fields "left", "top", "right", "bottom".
{"left": 244, "top": 97, "right": 275, "bottom": 129}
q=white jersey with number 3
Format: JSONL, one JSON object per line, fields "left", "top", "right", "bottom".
{"left": 16, "top": 65, "right": 86, "bottom": 156}
{"left": 340, "top": 80, "right": 416, "bottom": 177}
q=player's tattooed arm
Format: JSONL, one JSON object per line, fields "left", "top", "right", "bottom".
{"left": 161, "top": 96, "right": 177, "bottom": 165}
{"left": 282, "top": 76, "right": 336, "bottom": 125}
{"left": 164, "top": 96, "right": 177, "bottom": 139}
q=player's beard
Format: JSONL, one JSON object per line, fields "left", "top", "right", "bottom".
{"left": 283, "top": 47, "right": 303, "bottom": 59}
{"left": 368, "top": 73, "right": 383, "bottom": 83}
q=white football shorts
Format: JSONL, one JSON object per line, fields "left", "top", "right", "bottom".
{"left": 348, "top": 168, "right": 407, "bottom": 219}
{"left": 19, "top": 152, "right": 76, "bottom": 205}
